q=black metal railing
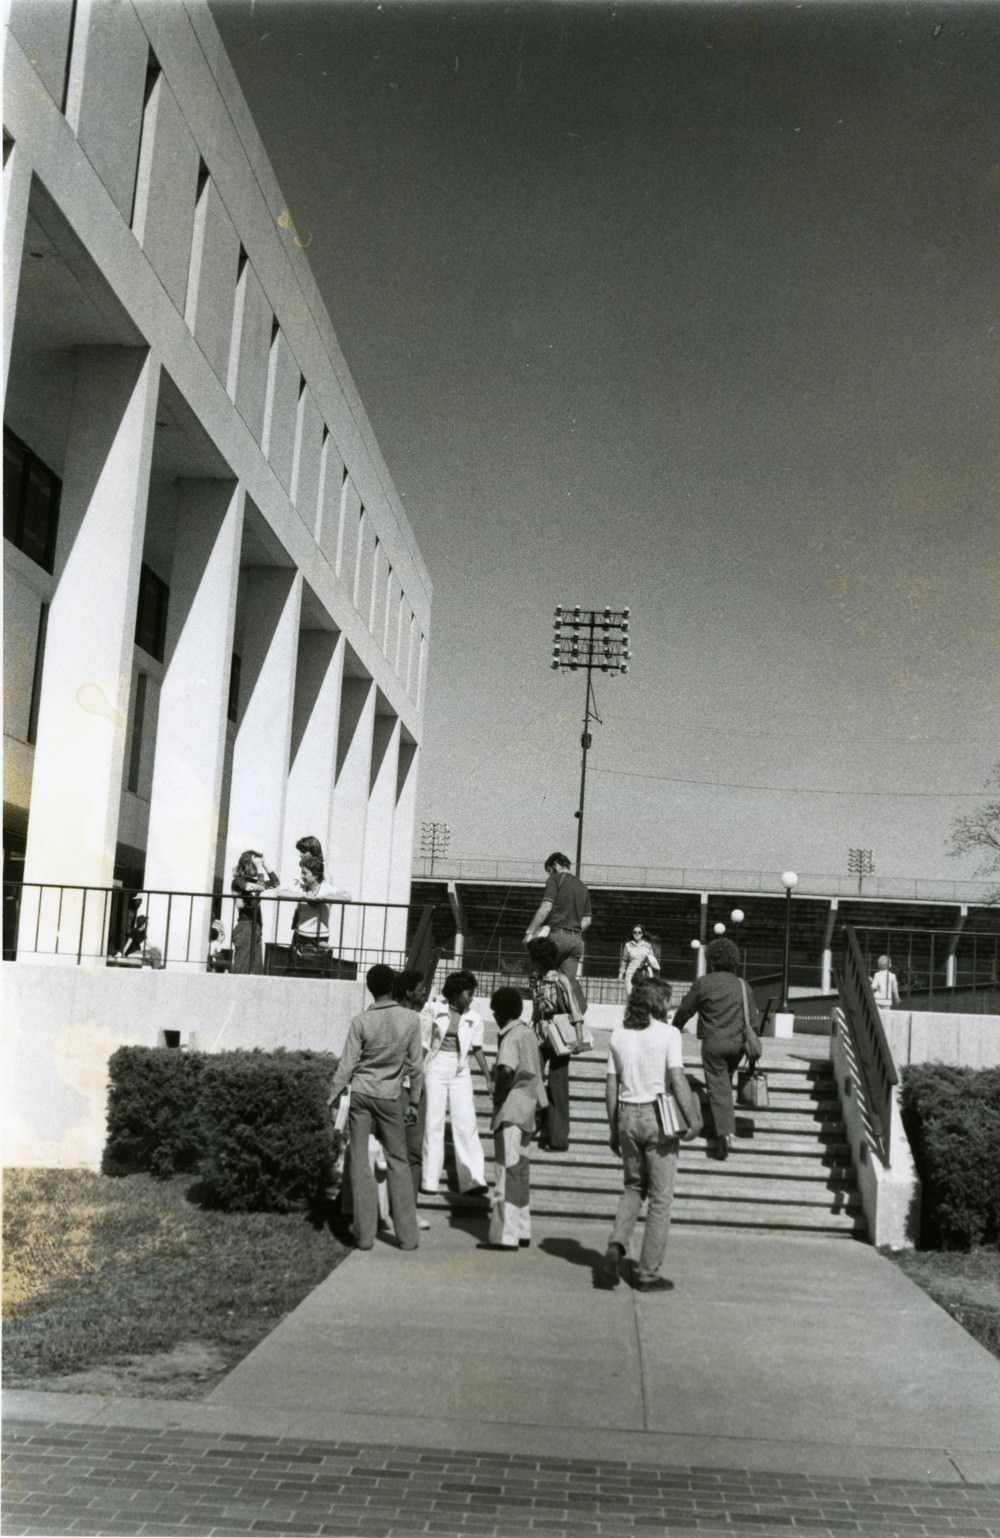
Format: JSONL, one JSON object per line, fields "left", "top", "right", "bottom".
{"left": 837, "top": 925, "right": 899, "bottom": 1159}
{"left": 3, "top": 881, "right": 434, "bottom": 977}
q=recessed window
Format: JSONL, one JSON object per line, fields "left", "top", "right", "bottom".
{"left": 135, "top": 563, "right": 169, "bottom": 661}
{"left": 3, "top": 426, "right": 61, "bottom": 573}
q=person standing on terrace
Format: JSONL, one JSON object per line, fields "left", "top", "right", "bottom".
{"left": 269, "top": 852, "right": 351, "bottom": 970}
{"left": 523, "top": 851, "right": 592, "bottom": 982}
{"left": 230, "top": 850, "right": 279, "bottom": 974}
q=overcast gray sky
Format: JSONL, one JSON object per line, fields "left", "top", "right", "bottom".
{"left": 212, "top": 0, "right": 1000, "bottom": 884}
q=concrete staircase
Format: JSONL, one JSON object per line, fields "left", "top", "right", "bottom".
{"left": 420, "top": 1044, "right": 867, "bottom": 1240}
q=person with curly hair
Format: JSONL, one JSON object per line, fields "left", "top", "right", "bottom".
{"left": 230, "top": 849, "right": 279, "bottom": 974}
{"left": 420, "top": 970, "right": 492, "bottom": 1197}
{"left": 672, "top": 937, "right": 759, "bottom": 1160}
{"left": 602, "top": 975, "right": 702, "bottom": 1292}
{"left": 487, "top": 985, "right": 547, "bottom": 1250}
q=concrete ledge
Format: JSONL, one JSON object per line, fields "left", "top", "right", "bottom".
{"left": 830, "top": 1015, "right": 920, "bottom": 1250}
{"left": 882, "top": 1008, "right": 1000, "bottom": 1069}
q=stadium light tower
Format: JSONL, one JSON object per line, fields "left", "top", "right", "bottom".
{"left": 551, "top": 604, "right": 631, "bottom": 876}
{"left": 421, "top": 821, "right": 451, "bottom": 875}
{"left": 847, "top": 847, "right": 875, "bottom": 894}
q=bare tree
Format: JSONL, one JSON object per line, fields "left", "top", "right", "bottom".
{"left": 948, "top": 763, "right": 1000, "bottom": 903}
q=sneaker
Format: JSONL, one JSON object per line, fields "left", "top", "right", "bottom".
{"left": 601, "top": 1243, "right": 624, "bottom": 1285}
{"left": 417, "top": 1217, "right": 431, "bottom": 1231}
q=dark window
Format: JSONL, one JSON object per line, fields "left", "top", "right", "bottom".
{"left": 227, "top": 653, "right": 241, "bottom": 724}
{"left": 127, "top": 673, "right": 148, "bottom": 793}
{"left": 135, "top": 563, "right": 169, "bottom": 661}
{"left": 3, "top": 426, "right": 61, "bottom": 573}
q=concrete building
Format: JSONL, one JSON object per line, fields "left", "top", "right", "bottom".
{"left": 3, "top": 0, "right": 431, "bottom": 969}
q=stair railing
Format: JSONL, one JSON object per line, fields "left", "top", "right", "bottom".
{"left": 837, "top": 925, "right": 899, "bottom": 1160}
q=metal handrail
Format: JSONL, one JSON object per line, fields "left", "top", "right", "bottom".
{"left": 3, "top": 880, "right": 425, "bottom": 972}
{"left": 837, "top": 925, "right": 900, "bottom": 1160}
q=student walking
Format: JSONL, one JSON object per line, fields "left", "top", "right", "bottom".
{"left": 602, "top": 976, "right": 702, "bottom": 1292}
{"left": 420, "top": 970, "right": 492, "bottom": 1196}
{"left": 672, "top": 937, "right": 759, "bottom": 1160}
{"left": 527, "top": 936, "right": 590, "bottom": 1151}
{"left": 327, "top": 964, "right": 424, "bottom": 1250}
{"left": 488, "top": 986, "right": 547, "bottom": 1250}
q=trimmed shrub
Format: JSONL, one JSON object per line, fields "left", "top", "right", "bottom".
{"left": 103, "top": 1047, "right": 206, "bottom": 1179}
{"left": 900, "top": 1064, "right": 1000, "bottom": 1249}
{"left": 195, "top": 1050, "right": 337, "bottom": 1213}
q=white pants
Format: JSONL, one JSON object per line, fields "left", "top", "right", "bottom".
{"left": 422, "top": 1050, "right": 486, "bottom": 1192}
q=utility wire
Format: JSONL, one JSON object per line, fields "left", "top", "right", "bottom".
{"left": 590, "top": 767, "right": 988, "bottom": 799}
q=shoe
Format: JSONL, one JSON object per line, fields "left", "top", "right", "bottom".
{"left": 466, "top": 1184, "right": 489, "bottom": 1198}
{"left": 635, "top": 1275, "right": 674, "bottom": 1293}
{"left": 518, "top": 1238, "right": 531, "bottom": 1248}
{"left": 417, "top": 1217, "right": 431, "bottom": 1231}
{"left": 601, "top": 1243, "right": 624, "bottom": 1285}
{"left": 717, "top": 1136, "right": 731, "bottom": 1161}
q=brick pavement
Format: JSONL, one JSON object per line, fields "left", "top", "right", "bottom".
{"left": 4, "top": 1418, "right": 1000, "bottom": 1538}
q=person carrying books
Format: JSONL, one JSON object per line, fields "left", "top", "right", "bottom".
{"left": 526, "top": 935, "right": 591, "bottom": 1151}
{"left": 601, "top": 975, "right": 702, "bottom": 1293}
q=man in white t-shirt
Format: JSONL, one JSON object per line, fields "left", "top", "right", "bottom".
{"left": 602, "top": 976, "right": 702, "bottom": 1293}
{"left": 870, "top": 955, "right": 900, "bottom": 1012}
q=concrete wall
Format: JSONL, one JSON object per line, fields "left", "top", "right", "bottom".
{"left": 2, "top": 964, "right": 364, "bottom": 1171}
{"left": 881, "top": 1009, "right": 1000, "bottom": 1069}
{"left": 830, "top": 1017, "right": 921, "bottom": 1250}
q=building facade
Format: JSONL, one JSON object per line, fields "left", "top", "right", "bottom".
{"left": 3, "top": 0, "right": 431, "bottom": 965}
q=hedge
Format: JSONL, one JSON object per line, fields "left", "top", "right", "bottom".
{"left": 103, "top": 1047, "right": 339, "bottom": 1212}
{"left": 900, "top": 1064, "right": 1000, "bottom": 1249}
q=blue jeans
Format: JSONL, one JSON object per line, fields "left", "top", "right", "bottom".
{"left": 610, "top": 1102, "right": 679, "bottom": 1284}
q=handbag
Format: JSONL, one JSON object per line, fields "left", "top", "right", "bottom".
{"left": 740, "top": 980, "right": 763, "bottom": 1062}
{"left": 737, "top": 1067, "right": 769, "bottom": 1108}
{"left": 543, "top": 1014, "right": 574, "bottom": 1057}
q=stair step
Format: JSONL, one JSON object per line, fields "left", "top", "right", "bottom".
{"left": 418, "top": 1189, "right": 865, "bottom": 1235}
{"left": 530, "top": 1150, "right": 855, "bottom": 1180}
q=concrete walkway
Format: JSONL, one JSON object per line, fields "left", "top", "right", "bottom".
{"left": 7, "top": 1215, "right": 1000, "bottom": 1497}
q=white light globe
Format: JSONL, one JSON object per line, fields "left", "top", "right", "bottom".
{"left": 713, "top": 922, "right": 726, "bottom": 935}
{"left": 730, "top": 908, "right": 744, "bottom": 923}
{"left": 781, "top": 870, "right": 799, "bottom": 890}
{"left": 689, "top": 939, "right": 701, "bottom": 950}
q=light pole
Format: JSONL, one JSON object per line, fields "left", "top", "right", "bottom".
{"left": 421, "top": 821, "right": 450, "bottom": 876}
{"left": 847, "top": 847, "right": 875, "bottom": 894}
{"left": 551, "top": 604, "right": 631, "bottom": 876}
{"left": 780, "top": 870, "right": 798, "bottom": 1013}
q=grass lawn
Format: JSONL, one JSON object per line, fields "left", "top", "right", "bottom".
{"left": 886, "top": 1245, "right": 1000, "bottom": 1360}
{"left": 2, "top": 1168, "right": 350, "bottom": 1397}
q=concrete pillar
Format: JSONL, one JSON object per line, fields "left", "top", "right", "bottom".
{"left": 448, "top": 880, "right": 465, "bottom": 970}
{"left": 20, "top": 348, "right": 158, "bottom": 962}
{"left": 144, "top": 480, "right": 244, "bottom": 969}
{"left": 360, "top": 712, "right": 400, "bottom": 959}
{"left": 328, "top": 676, "right": 375, "bottom": 967}
{"left": 282, "top": 629, "right": 343, "bottom": 878}
{"left": 225, "top": 568, "right": 302, "bottom": 958}
{"left": 821, "top": 898, "right": 839, "bottom": 994}
{"left": 3, "top": 139, "right": 32, "bottom": 400}
{"left": 388, "top": 736, "right": 419, "bottom": 908}
{"left": 697, "top": 892, "right": 709, "bottom": 978}
{"left": 945, "top": 905, "right": 968, "bottom": 990}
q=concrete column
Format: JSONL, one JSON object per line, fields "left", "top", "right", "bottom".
{"left": 225, "top": 568, "right": 302, "bottom": 953}
{"left": 697, "top": 892, "right": 709, "bottom": 978}
{"left": 448, "top": 881, "right": 465, "bottom": 970}
{"left": 945, "top": 905, "right": 968, "bottom": 990}
{"left": 328, "top": 676, "right": 375, "bottom": 968}
{"left": 3, "top": 140, "right": 32, "bottom": 400}
{"left": 821, "top": 898, "right": 839, "bottom": 994}
{"left": 282, "top": 629, "right": 343, "bottom": 878}
{"left": 387, "top": 736, "right": 419, "bottom": 907}
{"left": 20, "top": 348, "right": 158, "bottom": 962}
{"left": 144, "top": 480, "right": 244, "bottom": 969}
{"left": 359, "top": 712, "right": 401, "bottom": 960}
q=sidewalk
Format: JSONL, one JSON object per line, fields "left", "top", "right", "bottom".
{"left": 5, "top": 1212, "right": 1000, "bottom": 1536}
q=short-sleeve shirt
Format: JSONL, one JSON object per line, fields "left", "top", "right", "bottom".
{"left": 607, "top": 1017, "right": 684, "bottom": 1103}
{"left": 543, "top": 870, "right": 591, "bottom": 930}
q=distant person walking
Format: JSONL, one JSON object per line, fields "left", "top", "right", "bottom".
{"left": 230, "top": 850, "right": 279, "bottom": 974}
{"left": 870, "top": 955, "right": 900, "bottom": 1012}
{"left": 488, "top": 986, "right": 547, "bottom": 1250}
{"left": 420, "top": 970, "right": 492, "bottom": 1197}
{"left": 602, "top": 976, "right": 702, "bottom": 1292}
{"left": 619, "top": 925, "right": 661, "bottom": 991}
{"left": 326, "top": 964, "right": 424, "bottom": 1251}
{"left": 524, "top": 851, "right": 591, "bottom": 981}
{"left": 672, "top": 937, "right": 759, "bottom": 1161}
